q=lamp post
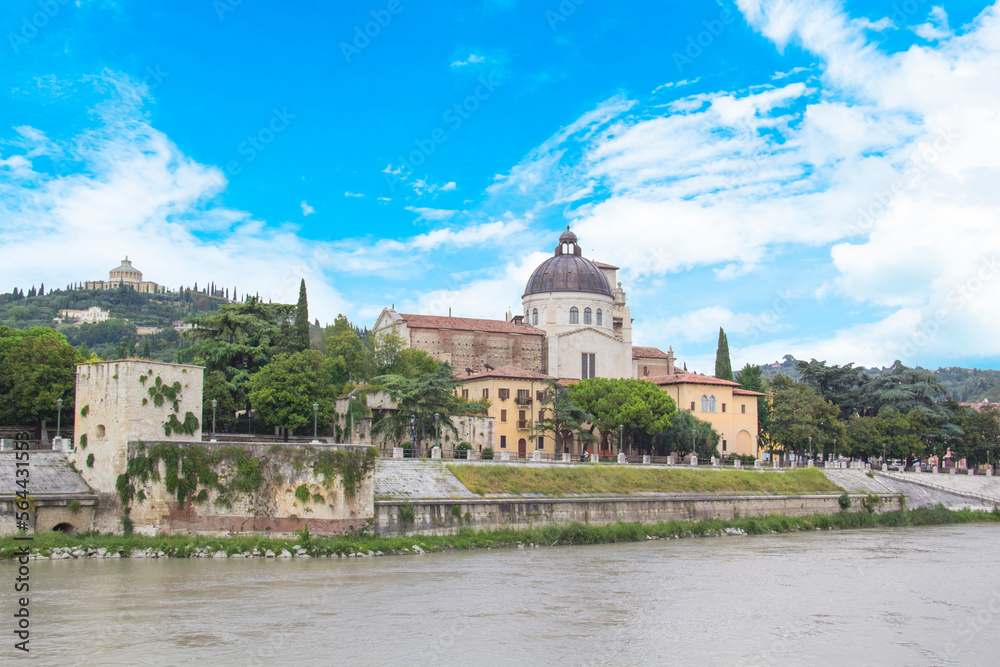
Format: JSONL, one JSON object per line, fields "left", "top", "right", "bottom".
{"left": 434, "top": 412, "right": 440, "bottom": 453}
{"left": 691, "top": 428, "right": 696, "bottom": 459}
{"left": 619, "top": 424, "right": 624, "bottom": 457}
{"left": 312, "top": 403, "right": 319, "bottom": 442}
{"left": 833, "top": 438, "right": 837, "bottom": 466}
{"left": 882, "top": 442, "right": 886, "bottom": 466}
{"left": 808, "top": 435, "right": 812, "bottom": 463}
{"left": 411, "top": 415, "right": 417, "bottom": 458}
{"left": 211, "top": 399, "right": 217, "bottom": 441}
{"left": 56, "top": 398, "right": 63, "bottom": 440}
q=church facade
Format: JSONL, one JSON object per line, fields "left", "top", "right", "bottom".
{"left": 373, "top": 227, "right": 762, "bottom": 457}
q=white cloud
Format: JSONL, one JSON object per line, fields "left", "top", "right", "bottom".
{"left": 440, "top": 181, "right": 457, "bottom": 191}
{"left": 300, "top": 200, "right": 315, "bottom": 215}
{"left": 405, "top": 206, "right": 457, "bottom": 221}
{"left": 451, "top": 53, "right": 485, "bottom": 68}
{"left": 344, "top": 191, "right": 364, "bottom": 198}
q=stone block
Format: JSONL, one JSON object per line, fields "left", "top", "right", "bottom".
{"left": 618, "top": 453, "right": 627, "bottom": 464}
{"left": 882, "top": 464, "right": 888, "bottom": 472}
{"left": 431, "top": 447, "right": 442, "bottom": 460}
{"left": 689, "top": 455, "right": 697, "bottom": 467}
{"left": 590, "top": 454, "right": 599, "bottom": 463}
{"left": 532, "top": 450, "right": 542, "bottom": 462}
{"left": 754, "top": 460, "right": 762, "bottom": 470}
{"left": 562, "top": 453, "right": 571, "bottom": 463}
{"left": 950, "top": 467, "right": 957, "bottom": 475}
{"left": 501, "top": 451, "right": 511, "bottom": 462}
{"left": 733, "top": 460, "right": 741, "bottom": 469}
{"left": 666, "top": 456, "right": 674, "bottom": 466}
{"left": 988, "top": 468, "right": 994, "bottom": 476}
{"left": 642, "top": 455, "right": 651, "bottom": 465}
{"left": 968, "top": 468, "right": 976, "bottom": 476}
{"left": 393, "top": 447, "right": 404, "bottom": 459}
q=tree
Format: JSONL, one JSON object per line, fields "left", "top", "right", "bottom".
{"left": 248, "top": 350, "right": 345, "bottom": 438}
{"left": 202, "top": 369, "right": 239, "bottom": 434}
{"left": 182, "top": 297, "right": 298, "bottom": 412}
{"left": 652, "top": 410, "right": 720, "bottom": 459}
{"left": 371, "top": 328, "right": 406, "bottom": 374}
{"left": 769, "top": 375, "right": 844, "bottom": 459}
{"left": 797, "top": 359, "right": 869, "bottom": 420}
{"left": 0, "top": 327, "right": 81, "bottom": 430}
{"left": 324, "top": 315, "right": 373, "bottom": 379}
{"left": 533, "top": 379, "right": 596, "bottom": 454}
{"left": 294, "top": 279, "right": 310, "bottom": 352}
{"left": 735, "top": 363, "right": 772, "bottom": 451}
{"left": 141, "top": 339, "right": 151, "bottom": 359}
{"left": 570, "top": 378, "right": 676, "bottom": 456}
{"left": 370, "top": 362, "right": 472, "bottom": 452}
{"left": 861, "top": 361, "right": 948, "bottom": 417}
{"left": 714, "top": 327, "right": 732, "bottom": 381}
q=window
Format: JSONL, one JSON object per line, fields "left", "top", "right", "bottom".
{"left": 483, "top": 388, "right": 489, "bottom": 399}
{"left": 709, "top": 396, "right": 717, "bottom": 412}
{"left": 701, "top": 395, "right": 708, "bottom": 412}
{"left": 721, "top": 403, "right": 726, "bottom": 413}
{"left": 596, "top": 309, "right": 603, "bottom": 326}
{"left": 722, "top": 440, "right": 727, "bottom": 452}
{"left": 462, "top": 389, "right": 469, "bottom": 399}
{"left": 643, "top": 366, "right": 648, "bottom": 377}
{"left": 499, "top": 388, "right": 510, "bottom": 400}
{"left": 532, "top": 308, "right": 538, "bottom": 326}
{"left": 741, "top": 404, "right": 746, "bottom": 414}
{"left": 537, "top": 436, "right": 544, "bottom": 450}
{"left": 570, "top": 307, "right": 579, "bottom": 324}
{"left": 538, "top": 410, "right": 545, "bottom": 422}
{"left": 500, "top": 435, "right": 507, "bottom": 449}
{"left": 518, "top": 389, "right": 529, "bottom": 399}
{"left": 500, "top": 409, "right": 507, "bottom": 422}
{"left": 536, "top": 390, "right": 544, "bottom": 401}
{"left": 583, "top": 307, "right": 592, "bottom": 324}
{"left": 690, "top": 401, "right": 696, "bottom": 411}
{"left": 96, "top": 424, "right": 106, "bottom": 438}
{"left": 582, "top": 353, "right": 596, "bottom": 379}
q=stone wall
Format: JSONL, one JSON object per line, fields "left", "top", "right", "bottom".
{"left": 0, "top": 498, "right": 98, "bottom": 535}
{"left": 374, "top": 493, "right": 905, "bottom": 536}
{"left": 119, "top": 441, "right": 376, "bottom": 536}
{"left": 410, "top": 329, "right": 544, "bottom": 372}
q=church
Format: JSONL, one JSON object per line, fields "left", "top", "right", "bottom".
{"left": 373, "top": 227, "right": 761, "bottom": 457}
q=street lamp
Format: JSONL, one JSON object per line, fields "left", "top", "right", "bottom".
{"left": 808, "top": 435, "right": 812, "bottom": 463}
{"left": 882, "top": 442, "right": 886, "bottom": 466}
{"left": 211, "top": 399, "right": 217, "bottom": 441}
{"left": 56, "top": 398, "right": 63, "bottom": 440}
{"left": 833, "top": 438, "right": 837, "bottom": 466}
{"left": 411, "top": 415, "right": 417, "bottom": 458}
{"left": 619, "top": 424, "right": 624, "bottom": 457}
{"left": 312, "top": 403, "right": 319, "bottom": 442}
{"left": 691, "top": 428, "right": 696, "bottom": 459}
{"left": 434, "top": 412, "right": 440, "bottom": 453}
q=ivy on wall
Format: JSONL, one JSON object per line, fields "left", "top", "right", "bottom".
{"left": 138, "top": 373, "right": 201, "bottom": 436}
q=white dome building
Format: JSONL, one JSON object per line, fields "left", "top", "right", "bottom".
{"left": 522, "top": 227, "right": 633, "bottom": 380}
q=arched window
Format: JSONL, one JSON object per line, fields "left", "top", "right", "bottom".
{"left": 570, "top": 307, "right": 579, "bottom": 324}
{"left": 583, "top": 307, "right": 592, "bottom": 324}
{"left": 701, "top": 396, "right": 708, "bottom": 412}
{"left": 532, "top": 308, "right": 538, "bottom": 326}
{"left": 709, "top": 396, "right": 717, "bottom": 413}
{"left": 596, "top": 309, "right": 603, "bottom": 326}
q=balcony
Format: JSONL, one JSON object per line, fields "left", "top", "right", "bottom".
{"left": 514, "top": 397, "right": 533, "bottom": 406}
{"left": 516, "top": 420, "right": 532, "bottom": 430}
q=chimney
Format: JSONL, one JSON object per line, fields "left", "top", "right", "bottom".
{"left": 666, "top": 347, "right": 676, "bottom": 375}
{"left": 512, "top": 315, "right": 524, "bottom": 325}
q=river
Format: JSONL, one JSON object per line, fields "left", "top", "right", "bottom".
{"left": 6, "top": 524, "right": 1000, "bottom": 666}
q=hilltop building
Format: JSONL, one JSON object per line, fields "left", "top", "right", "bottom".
{"left": 84, "top": 256, "right": 166, "bottom": 294}
{"left": 56, "top": 306, "right": 110, "bottom": 324}
{"left": 373, "top": 227, "right": 763, "bottom": 457}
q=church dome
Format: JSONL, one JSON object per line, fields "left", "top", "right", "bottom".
{"left": 523, "top": 227, "right": 612, "bottom": 298}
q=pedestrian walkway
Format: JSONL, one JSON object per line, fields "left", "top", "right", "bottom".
{"left": 374, "top": 460, "right": 477, "bottom": 500}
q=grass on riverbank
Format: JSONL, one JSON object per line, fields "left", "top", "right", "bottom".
{"left": 447, "top": 464, "right": 842, "bottom": 496}
{"left": 4, "top": 506, "right": 997, "bottom": 560}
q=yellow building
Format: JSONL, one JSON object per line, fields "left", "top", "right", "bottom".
{"left": 454, "top": 366, "right": 556, "bottom": 458}
{"left": 649, "top": 372, "right": 763, "bottom": 457}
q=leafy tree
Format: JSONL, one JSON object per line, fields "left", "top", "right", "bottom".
{"left": 140, "top": 339, "right": 151, "bottom": 359}
{"left": 182, "top": 297, "right": 298, "bottom": 411}
{"left": 202, "top": 369, "right": 239, "bottom": 434}
{"left": 370, "top": 362, "right": 473, "bottom": 452}
{"left": 114, "top": 334, "right": 136, "bottom": 359}
{"left": 797, "top": 359, "right": 869, "bottom": 420}
{"left": 861, "top": 361, "right": 947, "bottom": 417}
{"left": 735, "top": 363, "right": 772, "bottom": 450}
{"left": 294, "top": 279, "right": 310, "bottom": 352}
{"left": 0, "top": 327, "right": 81, "bottom": 430}
{"left": 533, "top": 379, "right": 596, "bottom": 454}
{"left": 323, "top": 315, "right": 373, "bottom": 380}
{"left": 570, "top": 378, "right": 676, "bottom": 456}
{"left": 714, "top": 327, "right": 732, "bottom": 381}
{"left": 769, "top": 375, "right": 844, "bottom": 459}
{"left": 371, "top": 328, "right": 406, "bottom": 374}
{"left": 652, "top": 410, "right": 720, "bottom": 459}
{"left": 248, "top": 350, "right": 345, "bottom": 437}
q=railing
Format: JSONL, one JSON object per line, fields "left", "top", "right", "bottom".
{"left": 514, "top": 397, "right": 533, "bottom": 406}
{"left": 516, "top": 420, "right": 532, "bottom": 430}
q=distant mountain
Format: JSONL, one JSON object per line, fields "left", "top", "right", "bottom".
{"left": 758, "top": 355, "right": 1000, "bottom": 402}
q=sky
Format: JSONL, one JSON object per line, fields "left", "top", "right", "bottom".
{"left": 1, "top": 0, "right": 999, "bottom": 374}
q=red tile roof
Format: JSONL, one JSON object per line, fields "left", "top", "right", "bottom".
{"left": 632, "top": 346, "right": 669, "bottom": 360}
{"left": 398, "top": 313, "right": 544, "bottom": 336}
{"left": 592, "top": 261, "right": 620, "bottom": 270}
{"left": 454, "top": 366, "right": 555, "bottom": 381}
{"left": 647, "top": 372, "right": 742, "bottom": 387}
{"left": 733, "top": 388, "right": 766, "bottom": 397}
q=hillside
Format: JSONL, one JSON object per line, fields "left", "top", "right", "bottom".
{"left": 760, "top": 355, "right": 1000, "bottom": 402}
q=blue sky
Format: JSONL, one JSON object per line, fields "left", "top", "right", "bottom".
{"left": 2, "top": 0, "right": 999, "bottom": 373}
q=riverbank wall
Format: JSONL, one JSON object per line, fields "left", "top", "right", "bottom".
{"left": 373, "top": 493, "right": 904, "bottom": 537}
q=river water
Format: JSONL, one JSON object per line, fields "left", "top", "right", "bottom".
{"left": 6, "top": 524, "right": 1000, "bottom": 666}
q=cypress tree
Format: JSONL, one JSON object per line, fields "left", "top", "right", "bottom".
{"left": 714, "top": 327, "right": 733, "bottom": 381}
{"left": 141, "top": 339, "right": 151, "bottom": 359}
{"left": 39, "top": 283, "right": 44, "bottom": 296}
{"left": 294, "top": 279, "right": 310, "bottom": 351}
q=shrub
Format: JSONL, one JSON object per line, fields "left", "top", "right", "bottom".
{"left": 86, "top": 453, "right": 94, "bottom": 468}
{"left": 454, "top": 443, "right": 472, "bottom": 460}
{"left": 838, "top": 492, "right": 851, "bottom": 511}
{"left": 482, "top": 447, "right": 494, "bottom": 461}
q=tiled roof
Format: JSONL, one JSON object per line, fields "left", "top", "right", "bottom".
{"left": 647, "top": 372, "right": 742, "bottom": 387}
{"left": 0, "top": 452, "right": 95, "bottom": 499}
{"left": 632, "top": 346, "right": 669, "bottom": 359}
{"left": 733, "top": 388, "right": 766, "bottom": 397}
{"left": 592, "top": 261, "right": 620, "bottom": 270}
{"left": 455, "top": 366, "right": 555, "bottom": 381}
{"left": 398, "top": 313, "right": 544, "bottom": 336}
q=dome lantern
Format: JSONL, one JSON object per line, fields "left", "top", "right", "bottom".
{"left": 523, "top": 227, "right": 612, "bottom": 298}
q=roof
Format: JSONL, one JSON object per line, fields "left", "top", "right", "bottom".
{"left": 397, "top": 313, "right": 544, "bottom": 336}
{"left": 524, "top": 229, "right": 613, "bottom": 298}
{"left": 592, "top": 261, "right": 620, "bottom": 270}
{"left": 0, "top": 451, "right": 95, "bottom": 499}
{"left": 455, "top": 366, "right": 555, "bottom": 382}
{"left": 647, "top": 372, "right": 742, "bottom": 387}
{"left": 733, "top": 388, "right": 766, "bottom": 397}
{"left": 632, "top": 346, "right": 669, "bottom": 360}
